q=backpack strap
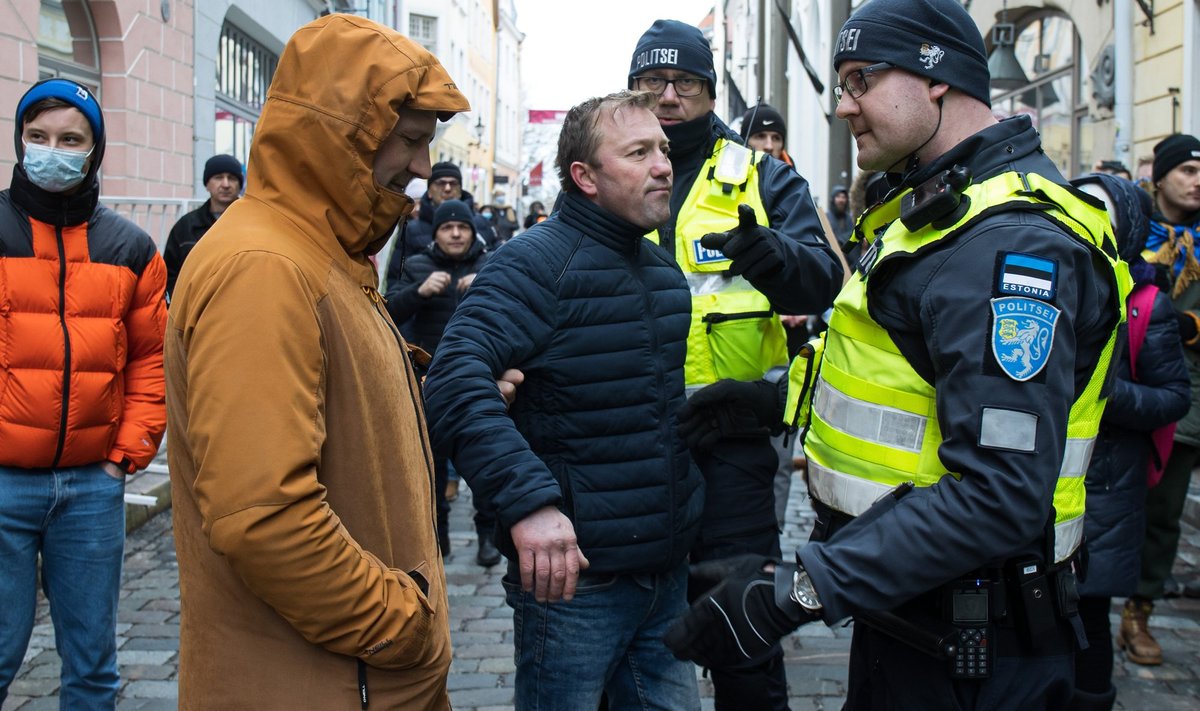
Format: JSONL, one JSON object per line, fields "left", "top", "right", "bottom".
{"left": 1126, "top": 283, "right": 1158, "bottom": 381}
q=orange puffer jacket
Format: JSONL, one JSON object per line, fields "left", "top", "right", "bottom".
{"left": 0, "top": 189, "right": 167, "bottom": 471}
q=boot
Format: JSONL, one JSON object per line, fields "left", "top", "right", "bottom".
{"left": 444, "top": 479, "right": 459, "bottom": 502}
{"left": 438, "top": 527, "right": 451, "bottom": 558}
{"left": 1116, "top": 598, "right": 1162, "bottom": 665}
{"left": 476, "top": 531, "right": 501, "bottom": 567}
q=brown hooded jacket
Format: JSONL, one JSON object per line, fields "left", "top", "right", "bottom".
{"left": 165, "top": 15, "right": 469, "bottom": 709}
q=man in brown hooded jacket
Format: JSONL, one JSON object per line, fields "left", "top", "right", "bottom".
{"left": 165, "top": 15, "right": 469, "bottom": 709}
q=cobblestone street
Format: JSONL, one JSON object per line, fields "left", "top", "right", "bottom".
{"left": 5, "top": 473, "right": 1200, "bottom": 710}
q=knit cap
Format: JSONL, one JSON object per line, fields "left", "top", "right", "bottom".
{"left": 1152, "top": 134, "right": 1200, "bottom": 183}
{"left": 628, "top": 20, "right": 716, "bottom": 98}
{"left": 203, "top": 154, "right": 243, "bottom": 186}
{"left": 833, "top": 0, "right": 991, "bottom": 106}
{"left": 740, "top": 104, "right": 787, "bottom": 143}
{"left": 16, "top": 78, "right": 104, "bottom": 142}
{"left": 432, "top": 199, "right": 475, "bottom": 235}
{"left": 430, "top": 161, "right": 462, "bottom": 184}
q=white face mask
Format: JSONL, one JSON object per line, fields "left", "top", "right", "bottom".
{"left": 22, "top": 142, "right": 94, "bottom": 193}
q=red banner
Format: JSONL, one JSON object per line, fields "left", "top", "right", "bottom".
{"left": 528, "top": 161, "right": 543, "bottom": 187}
{"left": 528, "top": 110, "right": 568, "bottom": 124}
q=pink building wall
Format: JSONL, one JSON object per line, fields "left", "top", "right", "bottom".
{"left": 0, "top": 0, "right": 195, "bottom": 198}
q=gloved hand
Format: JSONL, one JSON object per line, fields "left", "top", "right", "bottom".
{"left": 700, "top": 204, "right": 787, "bottom": 281}
{"left": 664, "top": 554, "right": 814, "bottom": 669}
{"left": 678, "top": 379, "right": 782, "bottom": 451}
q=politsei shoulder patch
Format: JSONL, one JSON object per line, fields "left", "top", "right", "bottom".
{"left": 991, "top": 297, "right": 1060, "bottom": 381}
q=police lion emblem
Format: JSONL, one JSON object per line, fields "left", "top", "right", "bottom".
{"left": 991, "top": 297, "right": 1060, "bottom": 381}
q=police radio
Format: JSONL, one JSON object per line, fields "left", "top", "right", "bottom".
{"left": 946, "top": 578, "right": 992, "bottom": 679}
{"left": 900, "top": 165, "right": 972, "bottom": 231}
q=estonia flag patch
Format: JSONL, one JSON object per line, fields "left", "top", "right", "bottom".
{"left": 996, "top": 252, "right": 1057, "bottom": 301}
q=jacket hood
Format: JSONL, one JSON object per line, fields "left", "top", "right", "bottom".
{"left": 245, "top": 15, "right": 469, "bottom": 258}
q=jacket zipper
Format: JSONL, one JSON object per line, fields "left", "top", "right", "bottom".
{"left": 362, "top": 285, "right": 439, "bottom": 539}
{"left": 702, "top": 309, "right": 774, "bottom": 333}
{"left": 52, "top": 223, "right": 72, "bottom": 467}
{"left": 633, "top": 264, "right": 676, "bottom": 564}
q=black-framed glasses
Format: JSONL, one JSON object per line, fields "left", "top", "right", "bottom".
{"left": 632, "top": 75, "right": 706, "bottom": 98}
{"left": 833, "top": 62, "right": 895, "bottom": 102}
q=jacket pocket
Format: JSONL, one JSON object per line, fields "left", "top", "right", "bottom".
{"left": 703, "top": 310, "right": 789, "bottom": 381}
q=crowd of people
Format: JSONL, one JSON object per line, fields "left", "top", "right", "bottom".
{"left": 2, "top": 0, "right": 1200, "bottom": 710}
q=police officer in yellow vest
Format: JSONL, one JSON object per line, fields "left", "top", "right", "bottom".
{"left": 664, "top": 1, "right": 1128, "bottom": 709}
{"left": 628, "top": 19, "right": 845, "bottom": 711}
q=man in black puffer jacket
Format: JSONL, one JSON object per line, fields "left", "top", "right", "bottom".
{"left": 424, "top": 91, "right": 705, "bottom": 710}
{"left": 387, "top": 199, "right": 489, "bottom": 354}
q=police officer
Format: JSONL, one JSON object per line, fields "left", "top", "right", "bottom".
{"left": 627, "top": 19, "right": 844, "bottom": 710}
{"left": 664, "top": 1, "right": 1128, "bottom": 709}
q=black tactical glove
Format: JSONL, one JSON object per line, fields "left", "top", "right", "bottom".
{"left": 664, "top": 554, "right": 814, "bottom": 669}
{"left": 700, "top": 204, "right": 787, "bottom": 281}
{"left": 678, "top": 379, "right": 782, "bottom": 451}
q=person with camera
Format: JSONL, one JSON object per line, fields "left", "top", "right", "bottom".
{"left": 665, "top": 1, "right": 1126, "bottom": 708}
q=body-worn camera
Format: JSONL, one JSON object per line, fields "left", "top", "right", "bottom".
{"left": 900, "top": 165, "right": 972, "bottom": 231}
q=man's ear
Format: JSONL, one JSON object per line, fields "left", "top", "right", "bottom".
{"left": 570, "top": 161, "right": 599, "bottom": 198}
{"left": 928, "top": 81, "right": 951, "bottom": 103}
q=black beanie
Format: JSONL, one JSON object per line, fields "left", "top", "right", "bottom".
{"left": 833, "top": 0, "right": 991, "bottom": 106}
{"left": 1152, "top": 133, "right": 1200, "bottom": 183}
{"left": 430, "top": 161, "right": 462, "bottom": 184}
{"left": 432, "top": 199, "right": 475, "bottom": 235}
{"left": 740, "top": 105, "right": 786, "bottom": 143}
{"left": 203, "top": 154, "right": 242, "bottom": 186}
{"left": 628, "top": 20, "right": 716, "bottom": 99}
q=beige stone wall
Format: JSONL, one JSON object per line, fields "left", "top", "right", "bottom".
{"left": 1133, "top": 0, "right": 1188, "bottom": 160}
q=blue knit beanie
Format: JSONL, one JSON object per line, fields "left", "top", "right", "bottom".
{"left": 16, "top": 78, "right": 105, "bottom": 142}
{"left": 833, "top": 0, "right": 991, "bottom": 106}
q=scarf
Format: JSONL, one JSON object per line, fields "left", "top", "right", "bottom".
{"left": 1146, "top": 217, "right": 1200, "bottom": 297}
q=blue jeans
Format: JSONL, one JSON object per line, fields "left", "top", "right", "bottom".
{"left": 0, "top": 463, "right": 126, "bottom": 710}
{"left": 503, "top": 559, "right": 699, "bottom": 711}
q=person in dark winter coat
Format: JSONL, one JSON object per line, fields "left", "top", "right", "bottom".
{"left": 385, "top": 199, "right": 498, "bottom": 566}
{"left": 383, "top": 161, "right": 496, "bottom": 289}
{"left": 1070, "top": 172, "right": 1190, "bottom": 710}
{"left": 163, "top": 154, "right": 242, "bottom": 299}
{"left": 387, "top": 199, "right": 489, "bottom": 354}
{"left": 423, "top": 91, "right": 706, "bottom": 710}
{"left": 826, "top": 185, "right": 854, "bottom": 244}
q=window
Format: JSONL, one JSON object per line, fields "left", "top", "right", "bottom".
{"left": 37, "top": 0, "right": 100, "bottom": 92}
{"left": 410, "top": 14, "right": 437, "bottom": 54}
{"left": 990, "top": 12, "right": 1085, "bottom": 176}
{"left": 215, "top": 22, "right": 278, "bottom": 166}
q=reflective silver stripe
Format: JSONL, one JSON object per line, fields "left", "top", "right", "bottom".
{"left": 1059, "top": 437, "right": 1095, "bottom": 479}
{"left": 812, "top": 380, "right": 927, "bottom": 452}
{"left": 1054, "top": 516, "right": 1083, "bottom": 563}
{"left": 682, "top": 271, "right": 757, "bottom": 297}
{"left": 806, "top": 460, "right": 897, "bottom": 516}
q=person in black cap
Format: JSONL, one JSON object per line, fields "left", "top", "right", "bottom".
{"left": 387, "top": 198, "right": 499, "bottom": 568}
{"left": 740, "top": 103, "right": 792, "bottom": 167}
{"left": 625, "top": 18, "right": 844, "bottom": 711}
{"left": 666, "top": 1, "right": 1126, "bottom": 708}
{"left": 1129, "top": 132, "right": 1200, "bottom": 668}
{"left": 0, "top": 77, "right": 167, "bottom": 709}
{"left": 164, "top": 153, "right": 243, "bottom": 299}
{"left": 384, "top": 158, "right": 496, "bottom": 288}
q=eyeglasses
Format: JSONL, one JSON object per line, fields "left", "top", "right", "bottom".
{"left": 633, "top": 75, "right": 706, "bottom": 98}
{"left": 432, "top": 178, "right": 460, "bottom": 190}
{"left": 833, "top": 62, "right": 896, "bottom": 102}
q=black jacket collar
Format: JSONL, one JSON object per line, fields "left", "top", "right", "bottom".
{"left": 9, "top": 164, "right": 98, "bottom": 227}
{"left": 906, "top": 115, "right": 1061, "bottom": 189}
{"left": 557, "top": 192, "right": 646, "bottom": 254}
